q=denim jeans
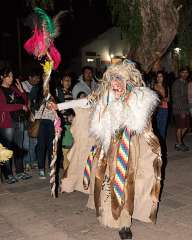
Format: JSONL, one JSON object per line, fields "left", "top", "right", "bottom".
{"left": 22, "top": 130, "right": 37, "bottom": 166}
{"left": 156, "top": 108, "right": 169, "bottom": 140}
{"left": 13, "top": 121, "right": 25, "bottom": 173}
{"left": 36, "top": 119, "right": 54, "bottom": 170}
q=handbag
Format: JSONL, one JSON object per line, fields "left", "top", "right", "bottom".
{"left": 28, "top": 119, "right": 41, "bottom": 138}
{"left": 28, "top": 105, "right": 46, "bottom": 138}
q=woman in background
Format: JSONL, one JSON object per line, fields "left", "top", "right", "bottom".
{"left": 153, "top": 71, "right": 169, "bottom": 142}
{"left": 0, "top": 68, "right": 31, "bottom": 183}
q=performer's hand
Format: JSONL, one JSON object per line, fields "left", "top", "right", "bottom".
{"left": 47, "top": 102, "right": 58, "bottom": 111}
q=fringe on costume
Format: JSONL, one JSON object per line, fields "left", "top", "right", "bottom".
{"left": 143, "top": 126, "right": 162, "bottom": 223}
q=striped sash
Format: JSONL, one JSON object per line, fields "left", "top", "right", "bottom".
{"left": 114, "top": 128, "right": 132, "bottom": 205}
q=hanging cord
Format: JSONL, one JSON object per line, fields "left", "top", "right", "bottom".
{"left": 42, "top": 53, "right": 62, "bottom": 198}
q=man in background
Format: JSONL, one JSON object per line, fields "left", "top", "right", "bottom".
{"left": 72, "top": 66, "right": 97, "bottom": 99}
{"left": 172, "top": 67, "right": 190, "bottom": 151}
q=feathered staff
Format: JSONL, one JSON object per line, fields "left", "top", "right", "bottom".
{"left": 24, "top": 7, "right": 65, "bottom": 197}
{"left": 24, "top": 7, "right": 66, "bottom": 71}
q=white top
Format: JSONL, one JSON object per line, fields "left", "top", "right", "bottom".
{"left": 21, "top": 80, "right": 33, "bottom": 93}
{"left": 72, "top": 75, "right": 98, "bottom": 99}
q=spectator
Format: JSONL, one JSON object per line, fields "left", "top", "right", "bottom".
{"left": 55, "top": 73, "right": 73, "bottom": 103}
{"left": 21, "top": 70, "right": 41, "bottom": 171}
{"left": 55, "top": 73, "right": 74, "bottom": 177}
{"left": 22, "top": 69, "right": 40, "bottom": 95}
{"left": 172, "top": 67, "right": 190, "bottom": 151}
{"left": 153, "top": 71, "right": 169, "bottom": 141}
{"left": 35, "top": 95, "right": 55, "bottom": 179}
{"left": 77, "top": 91, "right": 87, "bottom": 99}
{"left": 62, "top": 109, "right": 75, "bottom": 177}
{"left": 0, "top": 67, "right": 31, "bottom": 183}
{"left": 72, "top": 66, "right": 97, "bottom": 99}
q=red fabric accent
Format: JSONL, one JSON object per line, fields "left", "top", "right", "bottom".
{"left": 0, "top": 87, "right": 28, "bottom": 128}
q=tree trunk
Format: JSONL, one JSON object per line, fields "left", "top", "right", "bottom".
{"left": 132, "top": 0, "right": 180, "bottom": 73}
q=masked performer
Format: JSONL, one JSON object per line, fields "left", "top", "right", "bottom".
{"left": 49, "top": 60, "right": 162, "bottom": 240}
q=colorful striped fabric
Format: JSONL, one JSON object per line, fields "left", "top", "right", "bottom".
{"left": 114, "top": 128, "right": 131, "bottom": 205}
{"left": 83, "top": 145, "right": 97, "bottom": 190}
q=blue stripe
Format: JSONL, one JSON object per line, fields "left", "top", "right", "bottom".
{"left": 121, "top": 142, "right": 129, "bottom": 155}
{"left": 116, "top": 168, "right": 125, "bottom": 183}
{"left": 84, "top": 169, "right": 89, "bottom": 178}
{"left": 114, "top": 183, "right": 123, "bottom": 197}
{"left": 117, "top": 155, "right": 127, "bottom": 171}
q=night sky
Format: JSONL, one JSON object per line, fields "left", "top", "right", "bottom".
{"left": 0, "top": 0, "right": 111, "bottom": 72}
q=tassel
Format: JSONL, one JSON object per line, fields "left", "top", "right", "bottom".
{"left": 83, "top": 145, "right": 97, "bottom": 190}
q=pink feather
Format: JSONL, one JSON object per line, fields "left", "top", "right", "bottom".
{"left": 24, "top": 25, "right": 47, "bottom": 57}
{"left": 49, "top": 43, "right": 61, "bottom": 70}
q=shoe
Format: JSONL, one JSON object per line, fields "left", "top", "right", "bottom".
{"left": 119, "top": 227, "right": 132, "bottom": 239}
{"left": 181, "top": 143, "right": 189, "bottom": 151}
{"left": 22, "top": 172, "right": 32, "bottom": 179}
{"left": 6, "top": 175, "right": 18, "bottom": 184}
{"left": 175, "top": 144, "right": 182, "bottom": 151}
{"left": 175, "top": 144, "right": 189, "bottom": 152}
{"left": 15, "top": 172, "right": 32, "bottom": 181}
{"left": 39, "top": 170, "right": 46, "bottom": 179}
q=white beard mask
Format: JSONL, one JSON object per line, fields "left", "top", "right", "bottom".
{"left": 90, "top": 87, "right": 159, "bottom": 153}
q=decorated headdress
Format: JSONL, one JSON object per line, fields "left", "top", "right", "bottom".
{"left": 103, "top": 60, "right": 144, "bottom": 86}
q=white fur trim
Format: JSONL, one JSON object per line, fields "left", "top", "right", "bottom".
{"left": 123, "top": 87, "right": 159, "bottom": 133}
{"left": 90, "top": 87, "right": 159, "bottom": 152}
{"left": 90, "top": 100, "right": 124, "bottom": 152}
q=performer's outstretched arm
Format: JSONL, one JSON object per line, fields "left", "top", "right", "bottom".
{"left": 48, "top": 98, "right": 90, "bottom": 111}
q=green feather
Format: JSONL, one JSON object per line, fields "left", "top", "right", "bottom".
{"left": 34, "top": 7, "right": 55, "bottom": 37}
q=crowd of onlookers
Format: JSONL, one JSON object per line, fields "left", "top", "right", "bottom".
{"left": 0, "top": 66, "right": 97, "bottom": 183}
{"left": 151, "top": 67, "right": 192, "bottom": 153}
{"left": 0, "top": 63, "right": 191, "bottom": 184}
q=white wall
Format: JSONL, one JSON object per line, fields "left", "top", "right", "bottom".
{"left": 81, "top": 27, "right": 130, "bottom": 68}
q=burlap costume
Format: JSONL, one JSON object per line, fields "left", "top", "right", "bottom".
{"left": 57, "top": 61, "right": 162, "bottom": 230}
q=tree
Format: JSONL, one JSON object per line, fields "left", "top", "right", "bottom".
{"left": 108, "top": 0, "right": 192, "bottom": 71}
{"left": 176, "top": 0, "right": 192, "bottom": 66}
{"left": 107, "top": 0, "right": 182, "bottom": 73}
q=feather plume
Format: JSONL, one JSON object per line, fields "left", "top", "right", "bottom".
{"left": 53, "top": 10, "right": 68, "bottom": 38}
{"left": 34, "top": 7, "right": 55, "bottom": 38}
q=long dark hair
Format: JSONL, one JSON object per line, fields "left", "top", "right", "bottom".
{"left": 0, "top": 67, "right": 13, "bottom": 81}
{"left": 155, "top": 71, "right": 168, "bottom": 98}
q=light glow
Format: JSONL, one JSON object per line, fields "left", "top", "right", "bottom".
{"left": 87, "top": 58, "right": 94, "bottom": 63}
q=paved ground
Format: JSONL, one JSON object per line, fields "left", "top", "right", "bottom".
{"left": 0, "top": 126, "right": 192, "bottom": 240}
